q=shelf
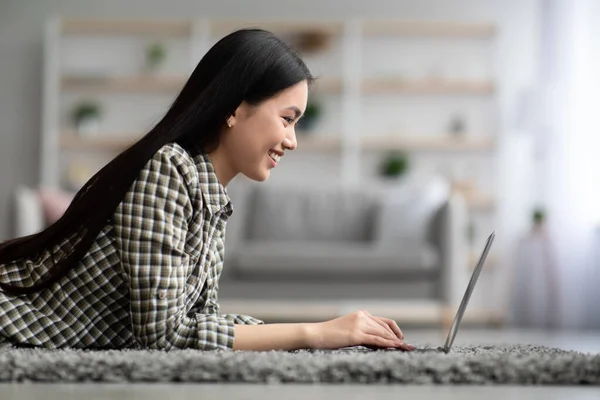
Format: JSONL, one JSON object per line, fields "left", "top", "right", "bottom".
{"left": 61, "top": 75, "right": 187, "bottom": 93}
{"left": 311, "top": 76, "right": 343, "bottom": 93}
{"left": 59, "top": 133, "right": 140, "bottom": 151}
{"left": 61, "top": 73, "right": 336, "bottom": 94}
{"left": 60, "top": 18, "right": 193, "bottom": 36}
{"left": 60, "top": 74, "right": 492, "bottom": 96}
{"left": 362, "top": 78, "right": 494, "bottom": 94}
{"left": 296, "top": 135, "right": 342, "bottom": 151}
{"left": 362, "top": 136, "right": 495, "bottom": 152}
{"left": 362, "top": 20, "right": 496, "bottom": 38}
{"left": 312, "top": 77, "right": 494, "bottom": 95}
{"left": 58, "top": 18, "right": 495, "bottom": 39}
{"left": 58, "top": 132, "right": 496, "bottom": 158}
{"left": 209, "top": 19, "right": 344, "bottom": 36}
{"left": 295, "top": 135, "right": 495, "bottom": 152}
{"left": 464, "top": 193, "right": 495, "bottom": 210}
{"left": 59, "top": 132, "right": 342, "bottom": 152}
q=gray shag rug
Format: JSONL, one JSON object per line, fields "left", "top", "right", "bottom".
{"left": 0, "top": 345, "right": 599, "bottom": 385}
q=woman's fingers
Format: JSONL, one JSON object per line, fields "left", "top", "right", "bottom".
{"left": 363, "top": 314, "right": 397, "bottom": 341}
{"left": 364, "top": 311, "right": 404, "bottom": 340}
{"left": 379, "top": 317, "right": 404, "bottom": 340}
{"left": 362, "top": 334, "right": 414, "bottom": 351}
{"left": 363, "top": 319, "right": 416, "bottom": 350}
{"left": 371, "top": 316, "right": 398, "bottom": 340}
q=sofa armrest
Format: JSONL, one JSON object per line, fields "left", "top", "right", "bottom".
{"left": 438, "top": 191, "right": 469, "bottom": 308}
{"left": 13, "top": 186, "right": 45, "bottom": 238}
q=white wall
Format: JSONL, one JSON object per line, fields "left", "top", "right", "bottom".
{"left": 0, "top": 0, "right": 540, "bottom": 246}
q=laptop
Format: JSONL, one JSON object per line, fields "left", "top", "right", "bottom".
{"left": 331, "top": 231, "right": 496, "bottom": 354}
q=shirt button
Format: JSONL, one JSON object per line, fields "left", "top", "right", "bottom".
{"left": 158, "top": 290, "right": 167, "bottom": 300}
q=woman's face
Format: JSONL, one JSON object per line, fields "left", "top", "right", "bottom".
{"left": 213, "top": 80, "right": 308, "bottom": 185}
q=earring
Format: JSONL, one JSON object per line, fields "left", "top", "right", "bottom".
{"left": 227, "top": 119, "right": 232, "bottom": 128}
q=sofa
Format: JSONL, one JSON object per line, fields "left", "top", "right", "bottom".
{"left": 217, "top": 173, "right": 470, "bottom": 325}
{"left": 11, "top": 173, "right": 470, "bottom": 326}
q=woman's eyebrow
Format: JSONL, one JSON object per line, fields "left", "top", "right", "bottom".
{"left": 284, "top": 106, "right": 302, "bottom": 119}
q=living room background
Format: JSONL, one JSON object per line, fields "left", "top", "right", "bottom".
{"left": 0, "top": 0, "right": 598, "bottom": 331}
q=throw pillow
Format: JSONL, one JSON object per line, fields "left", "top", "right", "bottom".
{"left": 37, "top": 187, "right": 75, "bottom": 226}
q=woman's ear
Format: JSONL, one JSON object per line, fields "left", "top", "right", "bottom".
{"left": 226, "top": 110, "right": 237, "bottom": 128}
{"left": 230, "top": 100, "right": 255, "bottom": 125}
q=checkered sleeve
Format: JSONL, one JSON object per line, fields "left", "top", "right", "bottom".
{"left": 203, "top": 228, "right": 265, "bottom": 326}
{"left": 112, "top": 148, "right": 236, "bottom": 351}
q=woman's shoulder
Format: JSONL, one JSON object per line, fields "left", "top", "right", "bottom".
{"left": 152, "top": 142, "right": 194, "bottom": 165}
{"left": 147, "top": 142, "right": 201, "bottom": 192}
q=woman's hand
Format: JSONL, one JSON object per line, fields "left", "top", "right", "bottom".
{"left": 308, "top": 310, "right": 415, "bottom": 351}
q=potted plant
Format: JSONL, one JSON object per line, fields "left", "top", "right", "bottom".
{"left": 297, "top": 101, "right": 322, "bottom": 132}
{"left": 467, "top": 221, "right": 476, "bottom": 245}
{"left": 144, "top": 42, "right": 167, "bottom": 73}
{"left": 71, "top": 101, "right": 102, "bottom": 136}
{"left": 380, "top": 151, "right": 410, "bottom": 178}
{"left": 293, "top": 30, "right": 330, "bottom": 53}
{"left": 532, "top": 207, "right": 546, "bottom": 230}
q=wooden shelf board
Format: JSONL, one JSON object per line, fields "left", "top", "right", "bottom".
{"left": 296, "top": 135, "right": 342, "bottom": 151}
{"left": 58, "top": 18, "right": 495, "bottom": 38}
{"left": 465, "top": 194, "right": 496, "bottom": 210}
{"left": 59, "top": 132, "right": 341, "bottom": 152}
{"left": 362, "top": 136, "right": 495, "bottom": 152}
{"left": 362, "top": 78, "right": 494, "bottom": 94}
{"left": 61, "top": 75, "right": 187, "bottom": 93}
{"left": 311, "top": 76, "right": 343, "bottom": 93}
{"left": 209, "top": 19, "right": 344, "bottom": 36}
{"left": 362, "top": 20, "right": 496, "bottom": 38}
{"left": 60, "top": 18, "right": 193, "bottom": 36}
{"left": 60, "top": 75, "right": 492, "bottom": 95}
{"left": 59, "top": 133, "right": 140, "bottom": 151}
{"left": 58, "top": 132, "right": 495, "bottom": 156}
{"left": 312, "top": 77, "right": 494, "bottom": 94}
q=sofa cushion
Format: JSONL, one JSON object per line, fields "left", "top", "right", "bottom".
{"left": 245, "top": 184, "right": 377, "bottom": 242}
{"left": 230, "top": 241, "right": 439, "bottom": 277}
{"left": 374, "top": 174, "right": 450, "bottom": 244}
{"left": 37, "top": 187, "right": 74, "bottom": 225}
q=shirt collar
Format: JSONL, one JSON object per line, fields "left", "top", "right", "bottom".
{"left": 193, "top": 152, "right": 233, "bottom": 217}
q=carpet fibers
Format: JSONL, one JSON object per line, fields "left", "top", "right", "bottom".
{"left": 1, "top": 345, "right": 599, "bottom": 384}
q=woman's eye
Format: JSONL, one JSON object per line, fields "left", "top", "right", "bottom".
{"left": 283, "top": 116, "right": 294, "bottom": 124}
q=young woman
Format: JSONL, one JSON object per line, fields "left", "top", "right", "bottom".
{"left": 0, "top": 28, "right": 415, "bottom": 352}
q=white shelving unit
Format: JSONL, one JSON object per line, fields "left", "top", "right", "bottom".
{"left": 41, "top": 16, "right": 503, "bottom": 325}
{"left": 41, "top": 17, "right": 498, "bottom": 179}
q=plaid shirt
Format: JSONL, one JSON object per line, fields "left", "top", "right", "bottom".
{"left": 0, "top": 143, "right": 263, "bottom": 350}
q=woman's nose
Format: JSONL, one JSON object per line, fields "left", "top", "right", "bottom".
{"left": 283, "top": 135, "right": 297, "bottom": 151}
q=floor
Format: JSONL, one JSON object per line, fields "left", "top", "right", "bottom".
{"left": 1, "top": 328, "right": 599, "bottom": 400}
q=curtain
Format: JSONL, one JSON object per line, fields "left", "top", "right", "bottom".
{"left": 534, "top": 0, "right": 600, "bottom": 330}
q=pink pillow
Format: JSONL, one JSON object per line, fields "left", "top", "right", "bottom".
{"left": 37, "top": 187, "right": 75, "bottom": 226}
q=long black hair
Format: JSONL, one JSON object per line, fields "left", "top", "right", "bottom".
{"left": 0, "top": 28, "right": 314, "bottom": 296}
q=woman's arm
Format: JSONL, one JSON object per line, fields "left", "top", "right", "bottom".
{"left": 202, "top": 228, "right": 264, "bottom": 326}
{"left": 113, "top": 146, "right": 240, "bottom": 351}
{"left": 233, "top": 311, "right": 414, "bottom": 351}
{"left": 233, "top": 323, "right": 312, "bottom": 351}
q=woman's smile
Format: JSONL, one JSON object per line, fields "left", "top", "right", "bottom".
{"left": 267, "top": 149, "right": 282, "bottom": 167}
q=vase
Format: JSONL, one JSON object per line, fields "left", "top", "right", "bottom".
{"left": 76, "top": 116, "right": 100, "bottom": 137}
